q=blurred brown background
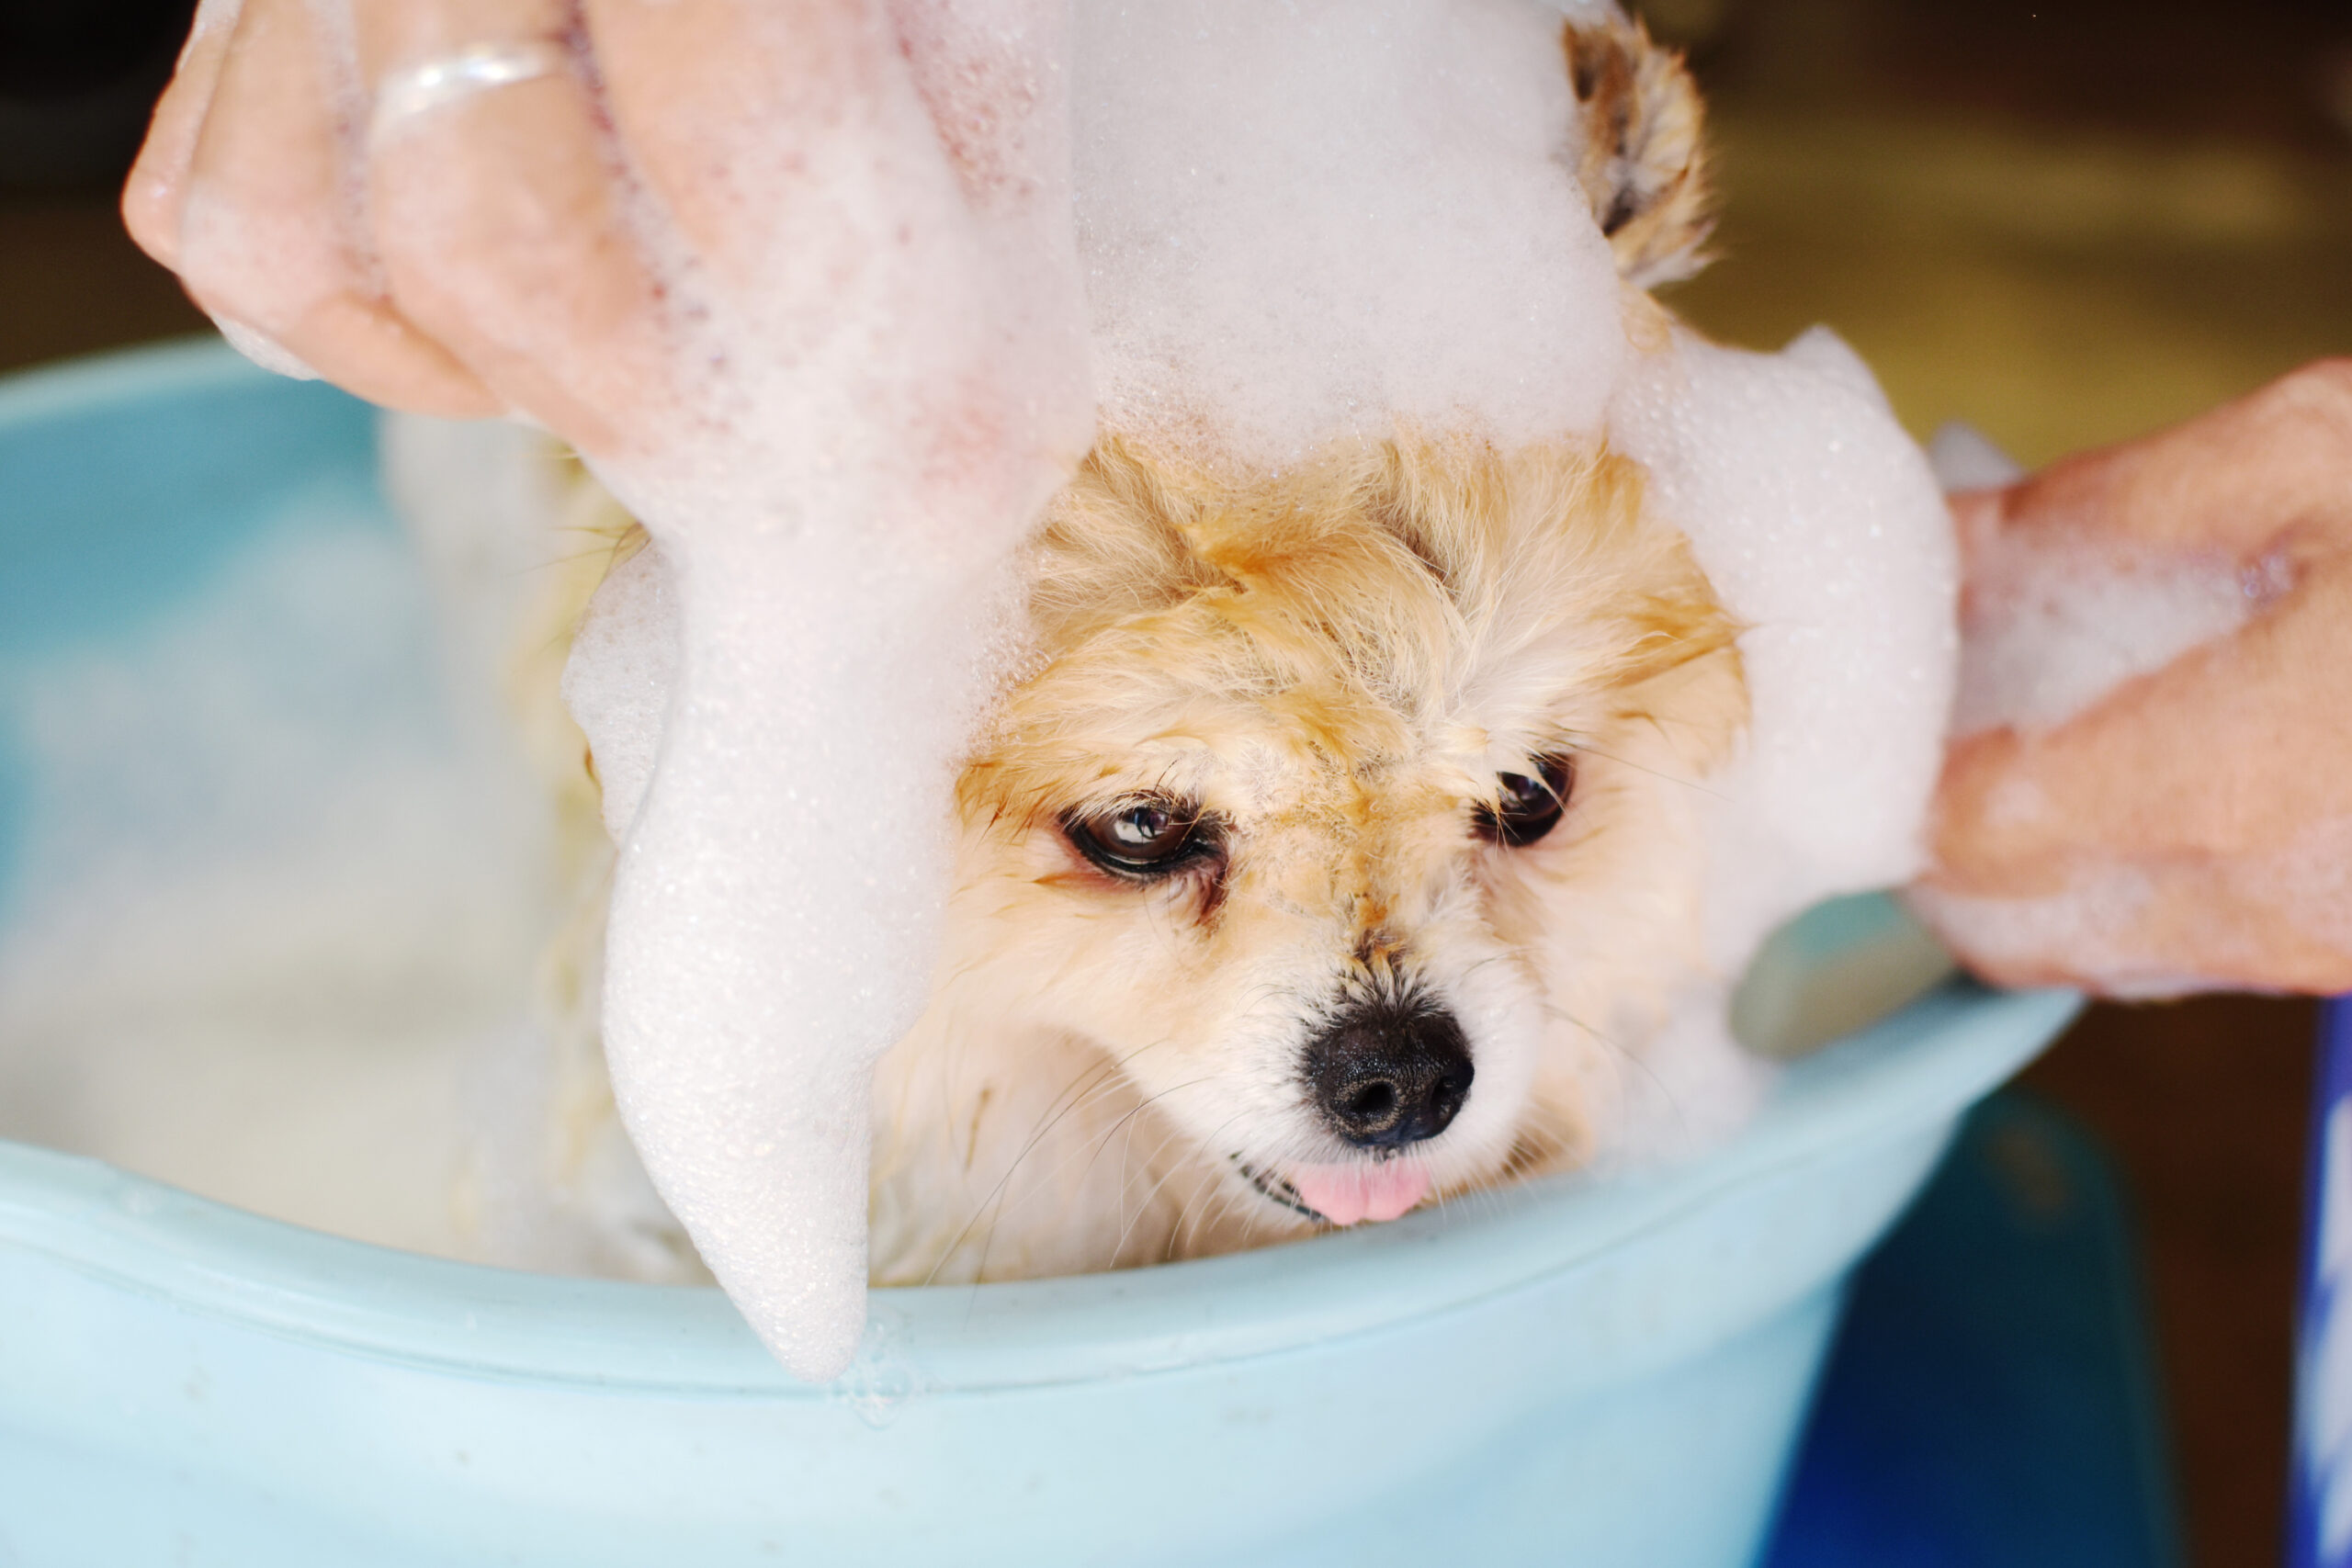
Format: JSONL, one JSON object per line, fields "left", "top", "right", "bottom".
{"left": 3, "top": 1, "right": 2348, "bottom": 1562}
{"left": 1647, "top": 5, "right": 2349, "bottom": 1564}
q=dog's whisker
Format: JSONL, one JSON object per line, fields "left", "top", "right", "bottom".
{"left": 1157, "top": 1110, "right": 1259, "bottom": 1261}
{"left": 1011, "top": 1071, "right": 1226, "bottom": 1217}
{"left": 922, "top": 1049, "right": 1143, "bottom": 1285}
{"left": 1566, "top": 740, "right": 1724, "bottom": 801}
{"left": 1069, "top": 1068, "right": 1210, "bottom": 1190}
{"left": 1109, "top": 1122, "right": 1188, "bottom": 1268}
{"left": 1537, "top": 999, "right": 1696, "bottom": 1148}
{"left": 947, "top": 1038, "right": 1214, "bottom": 1282}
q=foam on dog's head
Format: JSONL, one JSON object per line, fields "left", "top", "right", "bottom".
{"left": 1606, "top": 327, "right": 1958, "bottom": 983}
{"left": 1071, "top": 0, "right": 1627, "bottom": 467}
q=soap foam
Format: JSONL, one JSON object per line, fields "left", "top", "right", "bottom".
{"left": 1609, "top": 325, "right": 1960, "bottom": 984}
{"left": 1924, "top": 420, "right": 2025, "bottom": 494}
{"left": 559, "top": 0, "right": 1095, "bottom": 1380}
{"left": 1069, "top": 0, "right": 1627, "bottom": 466}
{"left": 1951, "top": 545, "right": 2261, "bottom": 737}
{"left": 1929, "top": 417, "right": 2265, "bottom": 742}
{"left": 1947, "top": 468, "right": 2271, "bottom": 736}
{"left": 0, "top": 511, "right": 552, "bottom": 1258}
{"left": 561, "top": 541, "right": 673, "bottom": 843}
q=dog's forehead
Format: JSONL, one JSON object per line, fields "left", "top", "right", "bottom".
{"left": 1116, "top": 706, "right": 1490, "bottom": 825}
{"left": 1034, "top": 627, "right": 1611, "bottom": 817}
{"left": 986, "top": 434, "right": 1731, "bottom": 825}
{"left": 1120, "top": 611, "right": 1631, "bottom": 798}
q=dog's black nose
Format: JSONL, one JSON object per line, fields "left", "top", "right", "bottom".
{"left": 1303, "top": 1002, "right": 1474, "bottom": 1149}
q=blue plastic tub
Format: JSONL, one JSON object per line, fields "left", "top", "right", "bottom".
{"left": 0, "top": 344, "right": 2081, "bottom": 1567}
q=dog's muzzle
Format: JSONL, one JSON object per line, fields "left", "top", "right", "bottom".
{"left": 1302, "top": 998, "right": 1473, "bottom": 1149}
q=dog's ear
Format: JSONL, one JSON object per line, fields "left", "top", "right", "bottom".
{"left": 1564, "top": 17, "right": 1713, "bottom": 289}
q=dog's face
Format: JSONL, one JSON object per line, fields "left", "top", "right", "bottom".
{"left": 876, "top": 434, "right": 1745, "bottom": 1280}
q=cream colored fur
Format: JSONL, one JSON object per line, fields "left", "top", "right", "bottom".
{"left": 869, "top": 435, "right": 1743, "bottom": 1282}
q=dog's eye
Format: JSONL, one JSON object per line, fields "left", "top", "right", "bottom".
{"left": 1064, "top": 797, "right": 1216, "bottom": 878}
{"left": 1475, "top": 754, "right": 1574, "bottom": 848}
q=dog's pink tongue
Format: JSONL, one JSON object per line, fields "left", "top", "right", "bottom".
{"left": 1289, "top": 1162, "right": 1431, "bottom": 1226}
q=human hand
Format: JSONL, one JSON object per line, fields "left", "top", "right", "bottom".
{"left": 123, "top": 0, "right": 1094, "bottom": 499}
{"left": 129, "top": 0, "right": 1097, "bottom": 1383}
{"left": 1914, "top": 361, "right": 2352, "bottom": 996}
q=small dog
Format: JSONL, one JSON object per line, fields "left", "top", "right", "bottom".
{"left": 868, "top": 424, "right": 1744, "bottom": 1284}
{"left": 481, "top": 17, "right": 1741, "bottom": 1286}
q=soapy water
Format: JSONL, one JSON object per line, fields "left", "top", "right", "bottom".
{"left": 0, "top": 505, "right": 556, "bottom": 1258}
{"left": 0, "top": 434, "right": 704, "bottom": 1284}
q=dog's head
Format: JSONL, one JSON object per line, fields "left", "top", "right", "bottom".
{"left": 883, "top": 434, "right": 1744, "bottom": 1275}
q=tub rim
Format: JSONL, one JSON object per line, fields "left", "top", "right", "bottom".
{"left": 0, "top": 335, "right": 266, "bottom": 426}
{"left": 0, "top": 984, "right": 2077, "bottom": 1397}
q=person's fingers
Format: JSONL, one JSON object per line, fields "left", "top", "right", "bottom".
{"left": 890, "top": 0, "right": 1098, "bottom": 468}
{"left": 584, "top": 0, "right": 933, "bottom": 292}
{"left": 1928, "top": 551, "right": 2352, "bottom": 895}
{"left": 169, "top": 0, "right": 499, "bottom": 414}
{"left": 1986, "top": 358, "right": 2352, "bottom": 561}
{"left": 892, "top": 0, "right": 1082, "bottom": 217}
{"left": 246, "top": 295, "right": 505, "bottom": 416}
{"left": 356, "top": 0, "right": 666, "bottom": 453}
{"left": 122, "top": 0, "right": 243, "bottom": 270}
{"left": 174, "top": 0, "right": 344, "bottom": 333}
{"left": 1924, "top": 859, "right": 2352, "bottom": 995}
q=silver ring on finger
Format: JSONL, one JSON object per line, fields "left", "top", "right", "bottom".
{"left": 370, "top": 40, "right": 575, "bottom": 145}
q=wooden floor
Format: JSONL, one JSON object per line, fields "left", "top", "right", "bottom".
{"left": 3, "top": 2, "right": 2347, "bottom": 1562}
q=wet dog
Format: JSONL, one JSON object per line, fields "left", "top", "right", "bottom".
{"left": 867, "top": 423, "right": 1744, "bottom": 1283}
{"left": 497, "top": 17, "right": 1744, "bottom": 1285}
